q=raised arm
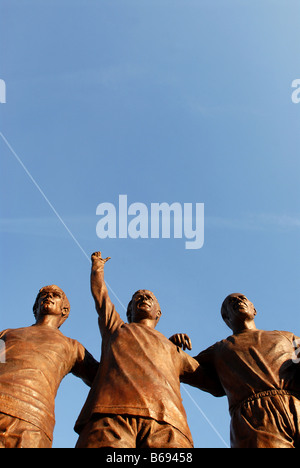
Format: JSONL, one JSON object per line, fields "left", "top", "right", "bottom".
{"left": 90, "top": 251, "right": 123, "bottom": 335}
{"left": 90, "top": 251, "right": 111, "bottom": 315}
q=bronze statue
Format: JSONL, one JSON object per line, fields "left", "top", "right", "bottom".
{"left": 190, "top": 293, "right": 300, "bottom": 448}
{"left": 0, "top": 285, "right": 99, "bottom": 448}
{"left": 75, "top": 252, "right": 205, "bottom": 448}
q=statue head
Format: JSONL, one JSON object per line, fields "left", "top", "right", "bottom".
{"left": 221, "top": 293, "right": 257, "bottom": 332}
{"left": 33, "top": 285, "right": 70, "bottom": 328}
{"left": 126, "top": 290, "right": 161, "bottom": 327}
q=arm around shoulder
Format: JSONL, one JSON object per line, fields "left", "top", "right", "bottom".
{"left": 72, "top": 341, "right": 99, "bottom": 387}
{"left": 181, "top": 343, "right": 226, "bottom": 398}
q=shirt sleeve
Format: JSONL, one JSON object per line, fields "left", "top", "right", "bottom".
{"left": 98, "top": 302, "right": 124, "bottom": 338}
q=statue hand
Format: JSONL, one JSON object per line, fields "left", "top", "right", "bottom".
{"left": 91, "top": 251, "right": 111, "bottom": 269}
{"left": 169, "top": 333, "right": 192, "bottom": 351}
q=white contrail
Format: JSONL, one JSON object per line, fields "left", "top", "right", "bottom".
{"left": 0, "top": 132, "right": 126, "bottom": 311}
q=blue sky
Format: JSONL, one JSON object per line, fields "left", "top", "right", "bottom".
{"left": 0, "top": 0, "right": 299, "bottom": 448}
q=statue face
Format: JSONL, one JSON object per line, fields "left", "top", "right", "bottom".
{"left": 36, "top": 286, "right": 66, "bottom": 318}
{"left": 130, "top": 290, "right": 161, "bottom": 324}
{"left": 224, "top": 293, "right": 257, "bottom": 324}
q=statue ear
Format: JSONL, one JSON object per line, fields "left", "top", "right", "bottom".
{"left": 156, "top": 310, "right": 162, "bottom": 321}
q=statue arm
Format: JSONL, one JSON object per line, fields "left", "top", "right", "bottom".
{"left": 90, "top": 251, "right": 123, "bottom": 335}
{"left": 72, "top": 345, "right": 99, "bottom": 387}
{"left": 182, "top": 362, "right": 225, "bottom": 397}
{"left": 90, "top": 251, "right": 111, "bottom": 314}
{"left": 179, "top": 342, "right": 226, "bottom": 397}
